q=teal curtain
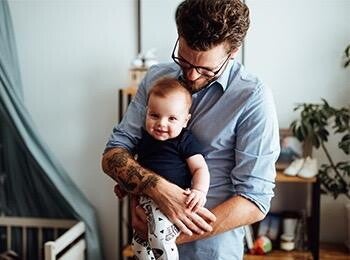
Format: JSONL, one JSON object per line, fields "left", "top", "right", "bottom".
{"left": 0, "top": 1, "right": 103, "bottom": 259}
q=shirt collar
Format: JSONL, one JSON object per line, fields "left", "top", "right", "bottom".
{"left": 215, "top": 59, "right": 234, "bottom": 91}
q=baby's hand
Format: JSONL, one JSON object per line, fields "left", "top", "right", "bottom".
{"left": 114, "top": 184, "right": 127, "bottom": 199}
{"left": 185, "top": 188, "right": 207, "bottom": 212}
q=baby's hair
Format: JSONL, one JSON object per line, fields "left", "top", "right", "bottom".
{"left": 147, "top": 77, "right": 192, "bottom": 109}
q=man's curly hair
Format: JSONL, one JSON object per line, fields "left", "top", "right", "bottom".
{"left": 175, "top": 0, "right": 250, "bottom": 51}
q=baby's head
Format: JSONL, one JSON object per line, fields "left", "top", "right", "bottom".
{"left": 145, "top": 77, "right": 192, "bottom": 141}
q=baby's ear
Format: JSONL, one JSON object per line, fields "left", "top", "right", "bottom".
{"left": 184, "top": 113, "right": 191, "bottom": 127}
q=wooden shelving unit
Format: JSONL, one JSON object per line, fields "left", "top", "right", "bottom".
{"left": 244, "top": 171, "right": 320, "bottom": 260}
{"left": 244, "top": 249, "right": 313, "bottom": 260}
{"left": 244, "top": 243, "right": 349, "bottom": 260}
{"left": 276, "top": 172, "right": 316, "bottom": 183}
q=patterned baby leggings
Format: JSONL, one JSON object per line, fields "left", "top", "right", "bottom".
{"left": 132, "top": 196, "right": 180, "bottom": 260}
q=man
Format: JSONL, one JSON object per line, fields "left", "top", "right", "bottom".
{"left": 102, "top": 0, "right": 280, "bottom": 259}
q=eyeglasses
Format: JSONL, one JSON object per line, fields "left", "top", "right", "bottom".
{"left": 171, "top": 39, "right": 231, "bottom": 78}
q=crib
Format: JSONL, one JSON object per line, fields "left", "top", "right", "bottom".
{"left": 0, "top": 216, "right": 86, "bottom": 260}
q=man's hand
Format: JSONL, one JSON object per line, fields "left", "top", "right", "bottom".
{"left": 146, "top": 179, "right": 216, "bottom": 236}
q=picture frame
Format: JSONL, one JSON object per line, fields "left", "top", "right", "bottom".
{"left": 276, "top": 129, "right": 304, "bottom": 170}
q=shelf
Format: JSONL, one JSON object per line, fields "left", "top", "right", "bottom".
{"left": 244, "top": 250, "right": 313, "bottom": 259}
{"left": 276, "top": 172, "right": 317, "bottom": 183}
{"left": 319, "top": 242, "right": 349, "bottom": 260}
{"left": 244, "top": 243, "right": 349, "bottom": 260}
{"left": 120, "top": 86, "right": 137, "bottom": 96}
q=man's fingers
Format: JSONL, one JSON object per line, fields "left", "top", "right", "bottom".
{"left": 173, "top": 219, "right": 193, "bottom": 236}
{"left": 135, "top": 205, "right": 147, "bottom": 221}
{"left": 190, "top": 212, "right": 213, "bottom": 232}
{"left": 197, "top": 207, "right": 217, "bottom": 223}
{"left": 131, "top": 204, "right": 148, "bottom": 239}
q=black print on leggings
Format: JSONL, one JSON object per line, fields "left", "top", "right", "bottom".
{"left": 152, "top": 248, "right": 164, "bottom": 259}
{"left": 165, "top": 225, "right": 180, "bottom": 241}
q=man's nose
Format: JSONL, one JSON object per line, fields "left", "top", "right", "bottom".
{"left": 185, "top": 68, "right": 201, "bottom": 81}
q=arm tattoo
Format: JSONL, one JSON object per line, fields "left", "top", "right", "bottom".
{"left": 127, "top": 165, "right": 144, "bottom": 181}
{"left": 103, "top": 148, "right": 160, "bottom": 194}
{"left": 138, "top": 175, "right": 159, "bottom": 193}
{"left": 105, "top": 152, "right": 128, "bottom": 172}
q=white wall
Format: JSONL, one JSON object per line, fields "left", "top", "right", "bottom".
{"left": 9, "top": 1, "right": 137, "bottom": 259}
{"left": 245, "top": 0, "right": 350, "bottom": 243}
{"left": 7, "top": 0, "right": 350, "bottom": 258}
{"left": 140, "top": 0, "right": 182, "bottom": 62}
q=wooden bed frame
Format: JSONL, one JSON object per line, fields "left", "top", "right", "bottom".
{"left": 0, "top": 216, "right": 86, "bottom": 260}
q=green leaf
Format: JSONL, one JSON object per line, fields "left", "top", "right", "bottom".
{"left": 339, "top": 134, "right": 350, "bottom": 154}
{"left": 296, "top": 126, "right": 305, "bottom": 142}
{"left": 345, "top": 45, "right": 350, "bottom": 57}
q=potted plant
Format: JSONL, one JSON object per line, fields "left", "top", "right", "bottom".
{"left": 289, "top": 44, "right": 350, "bottom": 249}
{"left": 290, "top": 99, "right": 349, "bottom": 199}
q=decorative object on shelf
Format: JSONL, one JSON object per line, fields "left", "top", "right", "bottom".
{"left": 131, "top": 48, "right": 158, "bottom": 69}
{"left": 279, "top": 211, "right": 298, "bottom": 252}
{"left": 129, "top": 48, "right": 157, "bottom": 88}
{"left": 257, "top": 213, "right": 281, "bottom": 243}
{"left": 276, "top": 128, "right": 304, "bottom": 170}
{"left": 283, "top": 158, "right": 304, "bottom": 176}
{"left": 252, "top": 236, "right": 273, "bottom": 255}
{"left": 280, "top": 233, "right": 295, "bottom": 251}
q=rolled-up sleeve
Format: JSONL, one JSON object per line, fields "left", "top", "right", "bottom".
{"left": 231, "top": 84, "right": 280, "bottom": 214}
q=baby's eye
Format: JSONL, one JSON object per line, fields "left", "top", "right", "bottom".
{"left": 149, "top": 113, "right": 159, "bottom": 119}
{"left": 169, "top": 116, "right": 178, "bottom": 121}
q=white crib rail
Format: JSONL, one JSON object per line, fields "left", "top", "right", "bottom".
{"left": 44, "top": 221, "right": 85, "bottom": 260}
{"left": 0, "top": 217, "right": 84, "bottom": 260}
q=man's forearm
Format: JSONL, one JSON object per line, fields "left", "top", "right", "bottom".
{"left": 177, "top": 195, "right": 265, "bottom": 244}
{"left": 101, "top": 147, "right": 160, "bottom": 195}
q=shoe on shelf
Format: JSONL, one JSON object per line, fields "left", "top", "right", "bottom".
{"left": 283, "top": 158, "right": 304, "bottom": 176}
{"left": 298, "top": 156, "right": 318, "bottom": 178}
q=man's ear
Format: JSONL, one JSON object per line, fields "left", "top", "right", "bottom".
{"left": 230, "top": 47, "right": 239, "bottom": 59}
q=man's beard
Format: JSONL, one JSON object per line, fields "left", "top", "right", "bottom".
{"left": 180, "top": 76, "right": 218, "bottom": 94}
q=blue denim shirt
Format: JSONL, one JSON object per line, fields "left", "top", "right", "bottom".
{"left": 106, "top": 60, "right": 280, "bottom": 259}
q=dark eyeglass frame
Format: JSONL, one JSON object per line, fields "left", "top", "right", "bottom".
{"left": 171, "top": 38, "right": 231, "bottom": 78}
